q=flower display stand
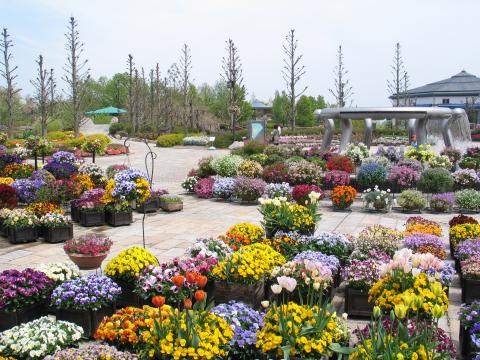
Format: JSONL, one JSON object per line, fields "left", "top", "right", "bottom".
{"left": 79, "top": 210, "right": 105, "bottom": 227}
{"left": 136, "top": 198, "right": 159, "bottom": 213}
{"left": 0, "top": 301, "right": 47, "bottom": 331}
{"left": 460, "top": 325, "right": 472, "bottom": 358}
{"left": 8, "top": 226, "right": 38, "bottom": 244}
{"left": 214, "top": 281, "right": 265, "bottom": 309}
{"left": 55, "top": 306, "right": 114, "bottom": 338}
{"left": 344, "top": 287, "right": 373, "bottom": 317}
{"left": 44, "top": 224, "right": 74, "bottom": 243}
{"left": 461, "top": 277, "right": 480, "bottom": 303}
{"left": 105, "top": 210, "right": 133, "bottom": 227}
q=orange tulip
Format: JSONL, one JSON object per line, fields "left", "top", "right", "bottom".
{"left": 194, "top": 290, "right": 206, "bottom": 303}
{"left": 196, "top": 275, "right": 208, "bottom": 288}
{"left": 185, "top": 272, "right": 197, "bottom": 284}
{"left": 151, "top": 295, "right": 165, "bottom": 308}
{"left": 172, "top": 275, "right": 185, "bottom": 288}
{"left": 183, "top": 298, "right": 192, "bottom": 309}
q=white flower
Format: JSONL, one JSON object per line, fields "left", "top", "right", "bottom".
{"left": 261, "top": 300, "right": 270, "bottom": 308}
{"left": 270, "top": 284, "right": 282, "bottom": 294}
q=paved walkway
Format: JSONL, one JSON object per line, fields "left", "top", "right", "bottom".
{"left": 0, "top": 140, "right": 467, "bottom": 351}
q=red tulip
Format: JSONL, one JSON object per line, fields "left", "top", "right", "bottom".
{"left": 194, "top": 290, "right": 206, "bottom": 303}
{"left": 172, "top": 275, "right": 185, "bottom": 288}
{"left": 196, "top": 275, "right": 208, "bottom": 288}
{"left": 152, "top": 295, "right": 165, "bottom": 308}
{"left": 183, "top": 298, "right": 192, "bottom": 309}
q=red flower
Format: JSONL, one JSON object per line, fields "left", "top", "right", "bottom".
{"left": 195, "top": 275, "right": 208, "bottom": 288}
{"left": 183, "top": 298, "right": 192, "bottom": 309}
{"left": 172, "top": 275, "right": 185, "bottom": 288}
{"left": 194, "top": 290, "right": 206, "bottom": 303}
{"left": 185, "top": 272, "right": 197, "bottom": 284}
{"left": 326, "top": 155, "right": 354, "bottom": 173}
{"left": 152, "top": 295, "right": 165, "bottom": 307}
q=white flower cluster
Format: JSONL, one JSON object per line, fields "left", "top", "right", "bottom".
{"left": 78, "top": 162, "right": 104, "bottom": 178}
{"left": 36, "top": 261, "right": 80, "bottom": 283}
{"left": 258, "top": 196, "right": 289, "bottom": 206}
{"left": 186, "top": 237, "right": 232, "bottom": 260}
{"left": 342, "top": 142, "right": 370, "bottom": 165}
{"left": 12, "top": 144, "right": 31, "bottom": 160}
{"left": 0, "top": 317, "right": 83, "bottom": 359}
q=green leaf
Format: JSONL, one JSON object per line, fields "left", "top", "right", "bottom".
{"left": 330, "top": 343, "right": 356, "bottom": 355}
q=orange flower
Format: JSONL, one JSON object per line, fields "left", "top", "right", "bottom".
{"left": 195, "top": 275, "right": 208, "bottom": 288}
{"left": 194, "top": 290, "right": 206, "bottom": 303}
{"left": 183, "top": 298, "right": 192, "bottom": 309}
{"left": 172, "top": 275, "right": 184, "bottom": 288}
{"left": 185, "top": 272, "right": 197, "bottom": 284}
{"left": 151, "top": 295, "right": 165, "bottom": 307}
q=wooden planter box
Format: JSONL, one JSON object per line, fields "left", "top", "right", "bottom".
{"left": 105, "top": 210, "right": 132, "bottom": 227}
{"left": 345, "top": 287, "right": 373, "bottom": 317}
{"left": 115, "top": 279, "right": 141, "bottom": 308}
{"left": 462, "top": 277, "right": 480, "bottom": 303}
{"left": 70, "top": 203, "right": 80, "bottom": 222}
{"left": 214, "top": 281, "right": 264, "bottom": 309}
{"left": 8, "top": 226, "right": 38, "bottom": 244}
{"left": 79, "top": 210, "right": 105, "bottom": 227}
{"left": 160, "top": 202, "right": 183, "bottom": 212}
{"left": 136, "top": 198, "right": 159, "bottom": 213}
{"left": 55, "top": 306, "right": 114, "bottom": 338}
{"left": 460, "top": 325, "right": 473, "bottom": 358}
{"left": 43, "top": 224, "right": 73, "bottom": 243}
{"left": 0, "top": 301, "right": 47, "bottom": 332}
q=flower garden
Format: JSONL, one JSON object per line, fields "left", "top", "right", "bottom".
{"left": 1, "top": 132, "right": 480, "bottom": 359}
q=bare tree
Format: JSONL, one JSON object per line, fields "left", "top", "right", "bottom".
{"left": 387, "top": 42, "right": 405, "bottom": 107}
{"left": 62, "top": 17, "right": 89, "bottom": 138}
{"left": 179, "top": 44, "right": 193, "bottom": 132}
{"left": 282, "top": 29, "right": 307, "bottom": 132}
{"left": 31, "top": 55, "right": 55, "bottom": 136}
{"left": 221, "top": 39, "right": 244, "bottom": 140}
{"left": 0, "top": 28, "right": 20, "bottom": 137}
{"left": 329, "top": 45, "right": 353, "bottom": 108}
{"left": 48, "top": 68, "right": 57, "bottom": 117}
{"left": 403, "top": 71, "right": 410, "bottom": 106}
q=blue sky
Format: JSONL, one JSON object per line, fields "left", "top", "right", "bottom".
{"left": 2, "top": 0, "right": 480, "bottom": 106}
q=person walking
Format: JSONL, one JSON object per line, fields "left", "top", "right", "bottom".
{"left": 271, "top": 125, "right": 280, "bottom": 145}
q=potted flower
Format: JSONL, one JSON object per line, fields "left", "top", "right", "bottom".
{"left": 51, "top": 275, "right": 121, "bottom": 338}
{"left": 259, "top": 196, "right": 321, "bottom": 236}
{"left": 459, "top": 302, "right": 480, "bottom": 357}
{"left": 452, "top": 169, "right": 480, "bottom": 189}
{"left": 331, "top": 185, "right": 357, "bottom": 210}
{"left": 212, "top": 243, "right": 285, "bottom": 308}
{"left": 403, "top": 233, "right": 446, "bottom": 260}
{"left": 430, "top": 192, "right": 455, "bottom": 213}
{"left": 396, "top": 189, "right": 427, "bottom": 212}
{"left": 0, "top": 268, "right": 54, "bottom": 331}
{"left": 181, "top": 175, "right": 199, "bottom": 193}
{"left": 456, "top": 188, "right": 480, "bottom": 213}
{"left": 36, "top": 261, "right": 80, "bottom": 286}
{"left": 0, "top": 317, "right": 83, "bottom": 359}
{"left": 81, "top": 139, "right": 104, "bottom": 162}
{"left": 0, "top": 208, "right": 12, "bottom": 236}
{"left": 104, "top": 246, "right": 158, "bottom": 307}
{"left": 232, "top": 177, "right": 267, "bottom": 203}
{"left": 0, "top": 184, "right": 18, "bottom": 209}
{"left": 40, "top": 213, "right": 73, "bottom": 243}
{"left": 211, "top": 301, "right": 265, "bottom": 359}
{"left": 343, "top": 142, "right": 369, "bottom": 167}
{"left": 105, "top": 201, "right": 133, "bottom": 226}
{"left": 404, "top": 216, "right": 442, "bottom": 236}
{"left": 362, "top": 186, "right": 392, "bottom": 211}
{"left": 342, "top": 259, "right": 386, "bottom": 317}
{"left": 78, "top": 162, "right": 105, "bottom": 186}
{"left": 3, "top": 209, "right": 38, "bottom": 244}
{"left": 63, "top": 234, "right": 113, "bottom": 270}
{"left": 353, "top": 225, "right": 403, "bottom": 257}
{"left": 44, "top": 344, "right": 137, "bottom": 360}
{"left": 137, "top": 188, "right": 168, "bottom": 213}
{"left": 356, "top": 163, "right": 388, "bottom": 190}
{"left": 134, "top": 255, "right": 214, "bottom": 307}
{"left": 449, "top": 223, "right": 480, "bottom": 255}
{"left": 76, "top": 188, "right": 106, "bottom": 226}
{"left": 291, "top": 184, "right": 324, "bottom": 205}
{"left": 293, "top": 250, "right": 341, "bottom": 287}
{"left": 159, "top": 194, "right": 184, "bottom": 212}
{"left": 301, "top": 232, "right": 353, "bottom": 265}
{"left": 212, "top": 177, "right": 236, "bottom": 200}
{"left": 262, "top": 182, "right": 292, "bottom": 199}
{"left": 387, "top": 165, "right": 420, "bottom": 192}
{"left": 323, "top": 170, "right": 351, "bottom": 190}
{"left": 460, "top": 256, "right": 480, "bottom": 303}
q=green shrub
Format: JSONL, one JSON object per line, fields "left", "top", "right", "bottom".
{"left": 264, "top": 154, "right": 283, "bottom": 166}
{"left": 109, "top": 122, "right": 132, "bottom": 135}
{"left": 242, "top": 140, "right": 266, "bottom": 156}
{"left": 47, "top": 131, "right": 75, "bottom": 141}
{"left": 213, "top": 134, "right": 233, "bottom": 149}
{"left": 417, "top": 168, "right": 453, "bottom": 194}
{"left": 92, "top": 115, "right": 112, "bottom": 124}
{"left": 286, "top": 156, "right": 305, "bottom": 164}
{"left": 210, "top": 155, "right": 244, "bottom": 177}
{"left": 397, "top": 190, "right": 427, "bottom": 210}
{"left": 455, "top": 189, "right": 480, "bottom": 210}
{"left": 156, "top": 133, "right": 184, "bottom": 147}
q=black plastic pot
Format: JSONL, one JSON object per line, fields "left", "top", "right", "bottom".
{"left": 105, "top": 210, "right": 132, "bottom": 227}
{"left": 55, "top": 306, "right": 114, "bottom": 338}
{"left": 43, "top": 224, "right": 74, "bottom": 243}
{"left": 8, "top": 226, "right": 38, "bottom": 244}
{"left": 0, "top": 301, "right": 47, "bottom": 331}
{"left": 345, "top": 287, "right": 373, "bottom": 318}
{"left": 79, "top": 210, "right": 105, "bottom": 227}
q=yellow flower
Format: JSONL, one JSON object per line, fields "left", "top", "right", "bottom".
{"left": 104, "top": 246, "right": 158, "bottom": 282}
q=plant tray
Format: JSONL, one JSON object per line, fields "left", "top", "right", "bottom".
{"left": 44, "top": 224, "right": 73, "bottom": 243}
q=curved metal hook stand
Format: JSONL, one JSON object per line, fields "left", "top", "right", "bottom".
{"left": 142, "top": 140, "right": 157, "bottom": 249}
{"left": 123, "top": 137, "right": 131, "bottom": 167}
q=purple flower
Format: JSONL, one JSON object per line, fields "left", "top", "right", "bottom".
{"left": 11, "top": 178, "right": 44, "bottom": 203}
{"left": 293, "top": 251, "right": 340, "bottom": 273}
{"left": 324, "top": 170, "right": 351, "bottom": 187}
{"left": 456, "top": 238, "right": 480, "bottom": 261}
{"left": 51, "top": 151, "right": 77, "bottom": 165}
{"left": 431, "top": 192, "right": 455, "bottom": 205}
{"left": 388, "top": 165, "right": 420, "bottom": 188}
{"left": 403, "top": 233, "right": 445, "bottom": 251}
{"left": 233, "top": 177, "right": 266, "bottom": 202}
{"left": 212, "top": 177, "right": 236, "bottom": 199}
{"left": 43, "top": 162, "right": 78, "bottom": 179}
{"left": 44, "top": 344, "right": 138, "bottom": 359}
{"left": 114, "top": 168, "right": 148, "bottom": 183}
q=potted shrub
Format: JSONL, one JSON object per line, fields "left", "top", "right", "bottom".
{"left": 0, "top": 268, "right": 54, "bottom": 331}
{"left": 456, "top": 188, "right": 480, "bottom": 213}
{"left": 452, "top": 169, "right": 480, "bottom": 190}
{"left": 51, "top": 275, "right": 121, "bottom": 338}
{"left": 212, "top": 243, "right": 285, "bottom": 309}
{"left": 259, "top": 195, "right": 321, "bottom": 236}
{"left": 362, "top": 185, "right": 392, "bottom": 212}
{"left": 76, "top": 188, "right": 106, "bottom": 227}
{"left": 181, "top": 175, "right": 199, "bottom": 193}
{"left": 40, "top": 213, "right": 73, "bottom": 243}
{"left": 0, "top": 317, "right": 83, "bottom": 360}
{"left": 461, "top": 256, "right": 480, "bottom": 303}
{"left": 356, "top": 163, "right": 388, "bottom": 191}
{"left": 430, "top": 192, "right": 455, "bottom": 213}
{"left": 232, "top": 177, "right": 266, "bottom": 203}
{"left": 212, "top": 177, "right": 236, "bottom": 200}
{"left": 342, "top": 259, "right": 385, "bottom": 317}
{"left": 397, "top": 189, "right": 426, "bottom": 212}
{"left": 159, "top": 194, "right": 184, "bottom": 211}
{"left": 331, "top": 185, "right": 357, "bottom": 210}
{"left": 387, "top": 165, "right": 420, "bottom": 192}
{"left": 63, "top": 234, "right": 113, "bottom": 270}
{"left": 3, "top": 209, "right": 38, "bottom": 244}
{"left": 104, "top": 246, "right": 158, "bottom": 307}
{"left": 417, "top": 168, "right": 454, "bottom": 194}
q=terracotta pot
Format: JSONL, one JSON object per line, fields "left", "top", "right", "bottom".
{"left": 160, "top": 202, "right": 183, "bottom": 212}
{"left": 67, "top": 253, "right": 108, "bottom": 270}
